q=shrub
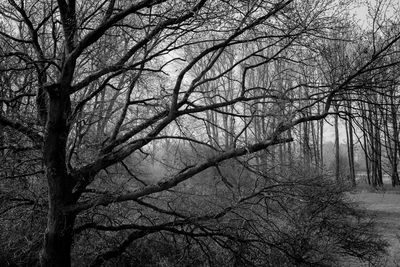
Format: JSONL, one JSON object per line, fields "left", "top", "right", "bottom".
{"left": 76, "top": 173, "right": 387, "bottom": 266}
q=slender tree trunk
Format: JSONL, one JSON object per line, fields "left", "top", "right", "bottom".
{"left": 361, "top": 107, "right": 371, "bottom": 185}
{"left": 346, "top": 102, "right": 356, "bottom": 187}
{"left": 368, "top": 109, "right": 377, "bottom": 187}
{"left": 288, "top": 128, "right": 293, "bottom": 164}
{"left": 279, "top": 142, "right": 284, "bottom": 171}
{"left": 348, "top": 117, "right": 356, "bottom": 186}
{"left": 303, "top": 120, "right": 311, "bottom": 167}
{"left": 230, "top": 109, "right": 235, "bottom": 147}
{"left": 375, "top": 116, "right": 383, "bottom": 186}
{"left": 268, "top": 117, "right": 275, "bottom": 173}
{"left": 334, "top": 105, "right": 340, "bottom": 182}
{"left": 212, "top": 112, "right": 219, "bottom": 146}
{"left": 390, "top": 95, "right": 400, "bottom": 186}
{"left": 320, "top": 114, "right": 324, "bottom": 170}
{"left": 205, "top": 110, "right": 214, "bottom": 146}
{"left": 0, "top": 89, "right": 4, "bottom": 157}
{"left": 223, "top": 111, "right": 229, "bottom": 148}
{"left": 311, "top": 119, "right": 319, "bottom": 167}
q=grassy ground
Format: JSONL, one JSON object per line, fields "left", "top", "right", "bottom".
{"left": 348, "top": 183, "right": 400, "bottom": 266}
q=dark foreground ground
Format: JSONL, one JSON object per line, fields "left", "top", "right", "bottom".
{"left": 348, "top": 183, "right": 400, "bottom": 266}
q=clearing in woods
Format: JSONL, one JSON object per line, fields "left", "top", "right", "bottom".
{"left": 350, "top": 183, "right": 400, "bottom": 266}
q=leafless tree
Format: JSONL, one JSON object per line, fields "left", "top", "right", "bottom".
{"left": 0, "top": 0, "right": 399, "bottom": 266}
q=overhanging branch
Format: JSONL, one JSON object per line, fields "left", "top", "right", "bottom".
{"left": 67, "top": 137, "right": 293, "bottom": 213}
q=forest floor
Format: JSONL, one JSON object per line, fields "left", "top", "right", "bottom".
{"left": 349, "top": 183, "right": 400, "bottom": 266}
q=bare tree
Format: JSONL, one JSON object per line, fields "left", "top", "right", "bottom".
{"left": 0, "top": 0, "right": 399, "bottom": 266}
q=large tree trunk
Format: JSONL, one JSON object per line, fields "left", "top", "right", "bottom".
{"left": 40, "top": 93, "right": 76, "bottom": 267}
{"left": 40, "top": 0, "right": 78, "bottom": 263}
{"left": 42, "top": 211, "right": 75, "bottom": 266}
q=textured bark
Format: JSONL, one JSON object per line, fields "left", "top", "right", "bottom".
{"left": 40, "top": 92, "right": 76, "bottom": 266}
{"left": 40, "top": 2, "right": 77, "bottom": 263}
